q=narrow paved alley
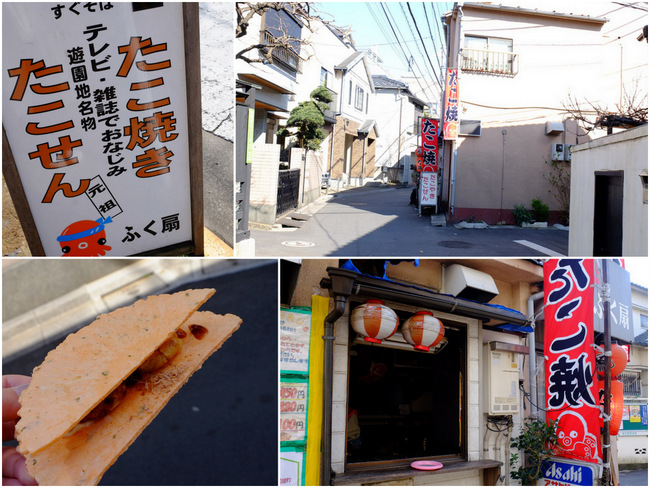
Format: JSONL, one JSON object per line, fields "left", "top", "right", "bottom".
{"left": 252, "top": 186, "right": 569, "bottom": 257}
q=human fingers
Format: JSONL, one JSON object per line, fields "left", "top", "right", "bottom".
{"left": 3, "top": 377, "right": 30, "bottom": 441}
{"left": 1, "top": 376, "right": 31, "bottom": 390}
{"left": 2, "top": 446, "right": 38, "bottom": 486}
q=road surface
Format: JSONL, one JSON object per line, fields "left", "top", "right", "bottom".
{"left": 252, "top": 186, "right": 569, "bottom": 257}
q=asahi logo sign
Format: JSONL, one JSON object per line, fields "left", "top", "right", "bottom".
{"left": 540, "top": 459, "right": 597, "bottom": 486}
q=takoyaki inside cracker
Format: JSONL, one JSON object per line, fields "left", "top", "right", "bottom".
{"left": 15, "top": 288, "right": 216, "bottom": 456}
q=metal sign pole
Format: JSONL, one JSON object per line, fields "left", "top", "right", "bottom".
{"left": 601, "top": 259, "right": 612, "bottom": 486}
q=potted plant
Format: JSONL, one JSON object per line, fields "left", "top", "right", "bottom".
{"left": 509, "top": 419, "right": 560, "bottom": 485}
{"left": 531, "top": 198, "right": 550, "bottom": 225}
{"left": 512, "top": 204, "right": 533, "bottom": 226}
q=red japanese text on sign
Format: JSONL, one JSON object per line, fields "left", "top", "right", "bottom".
{"left": 3, "top": 2, "right": 193, "bottom": 256}
{"left": 420, "top": 118, "right": 439, "bottom": 172}
{"left": 544, "top": 259, "right": 601, "bottom": 465}
{"left": 443, "top": 68, "right": 459, "bottom": 140}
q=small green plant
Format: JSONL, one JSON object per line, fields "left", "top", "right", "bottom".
{"left": 510, "top": 419, "right": 559, "bottom": 486}
{"left": 531, "top": 198, "right": 550, "bottom": 222}
{"left": 544, "top": 160, "right": 570, "bottom": 225}
{"left": 512, "top": 204, "right": 533, "bottom": 225}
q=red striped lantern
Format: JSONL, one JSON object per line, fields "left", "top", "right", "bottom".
{"left": 608, "top": 343, "right": 628, "bottom": 377}
{"left": 402, "top": 311, "right": 444, "bottom": 352}
{"left": 597, "top": 378, "right": 625, "bottom": 435}
{"left": 350, "top": 299, "right": 399, "bottom": 344}
{"left": 610, "top": 379, "right": 624, "bottom": 436}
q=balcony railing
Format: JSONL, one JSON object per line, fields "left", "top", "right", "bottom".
{"left": 260, "top": 30, "right": 302, "bottom": 73}
{"left": 461, "top": 48, "right": 519, "bottom": 76}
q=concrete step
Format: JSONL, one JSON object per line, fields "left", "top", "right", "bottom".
{"left": 430, "top": 213, "right": 447, "bottom": 227}
{"left": 285, "top": 211, "right": 311, "bottom": 221}
{"left": 278, "top": 217, "right": 307, "bottom": 228}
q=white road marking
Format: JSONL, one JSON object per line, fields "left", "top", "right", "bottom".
{"left": 514, "top": 240, "right": 566, "bottom": 257}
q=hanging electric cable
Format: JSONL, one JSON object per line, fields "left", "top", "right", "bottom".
{"left": 379, "top": 2, "right": 439, "bottom": 104}
{"left": 406, "top": 2, "right": 442, "bottom": 90}
{"left": 423, "top": 3, "right": 444, "bottom": 75}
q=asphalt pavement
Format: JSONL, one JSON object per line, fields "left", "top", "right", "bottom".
{"left": 3, "top": 261, "right": 278, "bottom": 486}
{"left": 252, "top": 185, "right": 569, "bottom": 257}
{"left": 619, "top": 467, "right": 648, "bottom": 486}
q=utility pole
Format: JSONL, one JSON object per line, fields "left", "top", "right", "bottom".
{"left": 601, "top": 260, "right": 612, "bottom": 486}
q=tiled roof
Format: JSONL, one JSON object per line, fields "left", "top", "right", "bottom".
{"left": 372, "top": 75, "right": 408, "bottom": 90}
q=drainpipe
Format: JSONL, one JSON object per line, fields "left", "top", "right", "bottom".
{"left": 398, "top": 91, "right": 404, "bottom": 184}
{"left": 505, "top": 421, "right": 513, "bottom": 485}
{"left": 361, "top": 136, "right": 366, "bottom": 185}
{"left": 320, "top": 268, "right": 357, "bottom": 486}
{"left": 527, "top": 290, "right": 544, "bottom": 420}
{"left": 450, "top": 145, "right": 458, "bottom": 215}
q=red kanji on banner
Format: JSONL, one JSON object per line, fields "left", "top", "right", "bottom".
{"left": 420, "top": 118, "right": 439, "bottom": 173}
{"left": 544, "top": 259, "right": 601, "bottom": 465}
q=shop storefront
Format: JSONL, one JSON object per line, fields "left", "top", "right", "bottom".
{"left": 280, "top": 259, "right": 545, "bottom": 486}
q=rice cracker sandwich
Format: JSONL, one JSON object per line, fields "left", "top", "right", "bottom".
{"left": 14, "top": 288, "right": 241, "bottom": 485}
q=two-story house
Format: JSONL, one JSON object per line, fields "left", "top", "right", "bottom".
{"left": 235, "top": 5, "right": 379, "bottom": 228}
{"left": 371, "top": 75, "right": 428, "bottom": 185}
{"left": 440, "top": 2, "right": 619, "bottom": 225}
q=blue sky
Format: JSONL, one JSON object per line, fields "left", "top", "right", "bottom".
{"left": 314, "top": 2, "right": 453, "bottom": 83}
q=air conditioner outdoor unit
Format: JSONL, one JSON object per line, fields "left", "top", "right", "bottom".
{"left": 443, "top": 264, "right": 498, "bottom": 303}
{"left": 483, "top": 344, "right": 520, "bottom": 415}
{"left": 564, "top": 144, "right": 573, "bottom": 162}
{"left": 551, "top": 143, "right": 565, "bottom": 161}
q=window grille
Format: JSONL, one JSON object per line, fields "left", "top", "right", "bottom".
{"left": 620, "top": 371, "right": 642, "bottom": 397}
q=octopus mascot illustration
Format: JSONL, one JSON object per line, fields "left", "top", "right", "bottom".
{"left": 553, "top": 410, "right": 601, "bottom": 463}
{"left": 57, "top": 217, "right": 113, "bottom": 257}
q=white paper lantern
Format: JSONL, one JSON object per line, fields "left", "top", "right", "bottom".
{"left": 350, "top": 299, "right": 399, "bottom": 344}
{"left": 402, "top": 311, "right": 444, "bottom": 352}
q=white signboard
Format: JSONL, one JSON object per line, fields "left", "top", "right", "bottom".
{"left": 280, "top": 309, "right": 311, "bottom": 374}
{"left": 3, "top": 2, "right": 193, "bottom": 256}
{"left": 280, "top": 449, "right": 304, "bottom": 486}
{"left": 419, "top": 171, "right": 438, "bottom": 206}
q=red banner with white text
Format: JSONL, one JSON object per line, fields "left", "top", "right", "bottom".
{"left": 544, "top": 259, "right": 601, "bottom": 465}
{"left": 419, "top": 118, "right": 439, "bottom": 172}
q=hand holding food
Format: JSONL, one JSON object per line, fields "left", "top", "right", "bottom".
{"left": 3, "top": 375, "right": 38, "bottom": 486}
{"left": 13, "top": 289, "right": 241, "bottom": 485}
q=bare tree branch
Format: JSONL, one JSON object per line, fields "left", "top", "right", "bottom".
{"left": 563, "top": 78, "right": 647, "bottom": 133}
{"left": 236, "top": 2, "right": 354, "bottom": 65}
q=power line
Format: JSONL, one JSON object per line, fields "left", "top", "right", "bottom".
{"left": 423, "top": 2, "right": 443, "bottom": 75}
{"left": 407, "top": 2, "right": 442, "bottom": 89}
{"left": 399, "top": 2, "right": 439, "bottom": 91}
{"left": 377, "top": 2, "right": 438, "bottom": 104}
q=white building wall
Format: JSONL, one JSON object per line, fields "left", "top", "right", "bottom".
{"left": 374, "top": 89, "right": 422, "bottom": 183}
{"left": 568, "top": 124, "right": 648, "bottom": 256}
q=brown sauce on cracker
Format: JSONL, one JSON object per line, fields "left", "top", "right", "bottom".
{"left": 189, "top": 324, "right": 208, "bottom": 340}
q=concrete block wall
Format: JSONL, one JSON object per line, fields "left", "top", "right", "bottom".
{"left": 468, "top": 320, "right": 481, "bottom": 461}
{"left": 249, "top": 143, "right": 280, "bottom": 225}
{"left": 288, "top": 148, "right": 325, "bottom": 207}
{"left": 331, "top": 311, "right": 351, "bottom": 474}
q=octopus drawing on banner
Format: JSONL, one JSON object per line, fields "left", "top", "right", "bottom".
{"left": 553, "top": 410, "right": 602, "bottom": 463}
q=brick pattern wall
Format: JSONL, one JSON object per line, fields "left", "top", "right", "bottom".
{"left": 330, "top": 116, "right": 376, "bottom": 181}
